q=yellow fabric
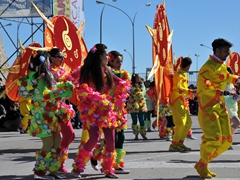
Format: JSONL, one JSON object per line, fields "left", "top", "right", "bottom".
{"left": 170, "top": 69, "right": 192, "bottom": 144}
{"left": 198, "top": 105, "right": 232, "bottom": 164}
{"left": 80, "top": 129, "right": 89, "bottom": 145}
{"left": 171, "top": 100, "right": 192, "bottom": 143}
{"left": 197, "top": 56, "right": 236, "bottom": 165}
{"left": 19, "top": 96, "right": 32, "bottom": 130}
{"left": 197, "top": 57, "right": 238, "bottom": 110}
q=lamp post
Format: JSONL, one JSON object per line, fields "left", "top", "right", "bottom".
{"left": 200, "top": 44, "right": 212, "bottom": 50}
{"left": 194, "top": 54, "right": 200, "bottom": 72}
{"left": 97, "top": 0, "right": 117, "bottom": 44}
{"left": 124, "top": 49, "right": 134, "bottom": 72}
{"left": 96, "top": 1, "right": 151, "bottom": 74}
{"left": 0, "top": 23, "right": 12, "bottom": 29}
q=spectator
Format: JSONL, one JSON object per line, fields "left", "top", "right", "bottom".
{"left": 4, "top": 102, "right": 22, "bottom": 131}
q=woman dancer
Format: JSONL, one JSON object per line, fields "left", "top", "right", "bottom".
{"left": 48, "top": 48, "right": 75, "bottom": 173}
{"left": 18, "top": 50, "right": 73, "bottom": 179}
{"left": 71, "top": 44, "right": 128, "bottom": 178}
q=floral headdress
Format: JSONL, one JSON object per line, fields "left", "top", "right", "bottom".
{"left": 108, "top": 52, "right": 115, "bottom": 62}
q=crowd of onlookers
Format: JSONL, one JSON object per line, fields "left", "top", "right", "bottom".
{"left": 188, "top": 84, "right": 198, "bottom": 116}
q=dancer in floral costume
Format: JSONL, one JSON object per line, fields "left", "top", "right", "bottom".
{"left": 18, "top": 50, "right": 73, "bottom": 180}
{"left": 127, "top": 74, "right": 148, "bottom": 140}
{"left": 71, "top": 44, "right": 129, "bottom": 179}
{"left": 49, "top": 48, "right": 75, "bottom": 173}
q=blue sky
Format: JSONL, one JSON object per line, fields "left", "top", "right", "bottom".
{"left": 0, "top": 0, "right": 240, "bottom": 77}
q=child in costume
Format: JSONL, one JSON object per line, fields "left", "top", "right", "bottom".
{"left": 144, "top": 81, "right": 156, "bottom": 132}
{"left": 71, "top": 44, "right": 129, "bottom": 178}
{"left": 169, "top": 57, "right": 195, "bottom": 152}
{"left": 195, "top": 38, "right": 239, "bottom": 178}
{"left": 18, "top": 50, "right": 73, "bottom": 180}
{"left": 48, "top": 48, "right": 75, "bottom": 173}
{"left": 127, "top": 74, "right": 148, "bottom": 140}
{"left": 224, "top": 67, "right": 240, "bottom": 135}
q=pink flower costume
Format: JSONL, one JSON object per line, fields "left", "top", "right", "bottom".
{"left": 50, "top": 64, "right": 75, "bottom": 172}
{"left": 72, "top": 68, "right": 129, "bottom": 176}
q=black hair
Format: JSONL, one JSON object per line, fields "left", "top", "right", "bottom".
{"left": 181, "top": 57, "right": 192, "bottom": 68}
{"left": 49, "top": 47, "right": 61, "bottom": 57}
{"left": 212, "top": 38, "right": 233, "bottom": 53}
{"left": 29, "top": 50, "right": 53, "bottom": 89}
{"left": 108, "top": 50, "right": 122, "bottom": 67}
{"left": 48, "top": 48, "right": 62, "bottom": 63}
{"left": 131, "top": 73, "right": 141, "bottom": 87}
{"left": 80, "top": 43, "right": 113, "bottom": 92}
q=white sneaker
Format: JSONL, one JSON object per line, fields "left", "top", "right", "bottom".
{"left": 90, "top": 158, "right": 100, "bottom": 171}
{"left": 71, "top": 170, "right": 81, "bottom": 178}
{"left": 34, "top": 174, "right": 55, "bottom": 180}
{"left": 115, "top": 168, "right": 130, "bottom": 174}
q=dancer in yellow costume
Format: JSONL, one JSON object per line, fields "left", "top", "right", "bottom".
{"left": 169, "top": 57, "right": 194, "bottom": 151}
{"left": 19, "top": 96, "right": 32, "bottom": 131}
{"left": 194, "top": 38, "right": 239, "bottom": 178}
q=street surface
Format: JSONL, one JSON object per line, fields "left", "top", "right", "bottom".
{"left": 0, "top": 115, "right": 240, "bottom": 180}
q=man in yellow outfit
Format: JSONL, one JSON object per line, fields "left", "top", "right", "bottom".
{"left": 169, "top": 57, "right": 195, "bottom": 151}
{"left": 195, "top": 38, "right": 239, "bottom": 178}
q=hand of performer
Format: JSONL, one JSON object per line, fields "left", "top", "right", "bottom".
{"left": 230, "top": 92, "right": 239, "bottom": 99}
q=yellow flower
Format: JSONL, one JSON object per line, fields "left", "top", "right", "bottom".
{"left": 33, "top": 123, "right": 38, "bottom": 129}
{"left": 39, "top": 163, "right": 45, "bottom": 170}
{"left": 80, "top": 92, "right": 88, "bottom": 97}
{"left": 26, "top": 85, "right": 33, "bottom": 91}
{"left": 102, "top": 100, "right": 109, "bottom": 106}
{"left": 49, "top": 166, "right": 57, "bottom": 172}
{"left": 88, "top": 109, "right": 93, "bottom": 115}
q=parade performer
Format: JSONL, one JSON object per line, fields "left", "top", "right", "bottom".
{"left": 169, "top": 57, "right": 194, "bottom": 151}
{"left": 144, "top": 81, "right": 156, "bottom": 132}
{"left": 107, "top": 50, "right": 131, "bottom": 173}
{"left": 48, "top": 47, "right": 75, "bottom": 173}
{"left": 71, "top": 44, "right": 129, "bottom": 178}
{"left": 224, "top": 67, "right": 240, "bottom": 135}
{"left": 194, "top": 38, "right": 239, "bottom": 178}
{"left": 127, "top": 74, "right": 148, "bottom": 140}
{"left": 18, "top": 50, "right": 73, "bottom": 180}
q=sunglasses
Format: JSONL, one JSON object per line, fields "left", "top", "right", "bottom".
{"left": 54, "top": 56, "right": 64, "bottom": 60}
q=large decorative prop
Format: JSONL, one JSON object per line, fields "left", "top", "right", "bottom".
{"left": 146, "top": 4, "right": 173, "bottom": 105}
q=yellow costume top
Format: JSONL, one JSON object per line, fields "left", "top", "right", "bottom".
{"left": 197, "top": 55, "right": 238, "bottom": 111}
{"left": 170, "top": 69, "right": 191, "bottom": 106}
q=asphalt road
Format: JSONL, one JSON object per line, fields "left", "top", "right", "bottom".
{"left": 0, "top": 115, "right": 240, "bottom": 180}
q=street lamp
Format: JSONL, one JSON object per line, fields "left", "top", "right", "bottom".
{"left": 124, "top": 49, "right": 135, "bottom": 71}
{"left": 200, "top": 44, "right": 212, "bottom": 50}
{"left": 96, "top": 1, "right": 151, "bottom": 74}
{"left": 194, "top": 54, "right": 200, "bottom": 72}
{"left": 96, "top": 0, "right": 117, "bottom": 44}
{"left": 0, "top": 23, "right": 12, "bottom": 29}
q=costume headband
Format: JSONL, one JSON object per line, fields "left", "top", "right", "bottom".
{"left": 90, "top": 45, "right": 97, "bottom": 54}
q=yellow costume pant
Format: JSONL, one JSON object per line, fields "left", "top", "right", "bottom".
{"left": 80, "top": 129, "right": 89, "bottom": 145}
{"left": 198, "top": 103, "right": 232, "bottom": 165}
{"left": 19, "top": 97, "right": 32, "bottom": 130}
{"left": 171, "top": 99, "right": 192, "bottom": 144}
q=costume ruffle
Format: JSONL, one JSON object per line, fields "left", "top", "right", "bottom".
{"left": 111, "top": 72, "right": 131, "bottom": 131}
{"left": 18, "top": 71, "right": 73, "bottom": 138}
{"left": 78, "top": 83, "right": 117, "bottom": 129}
{"left": 127, "top": 82, "right": 147, "bottom": 113}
